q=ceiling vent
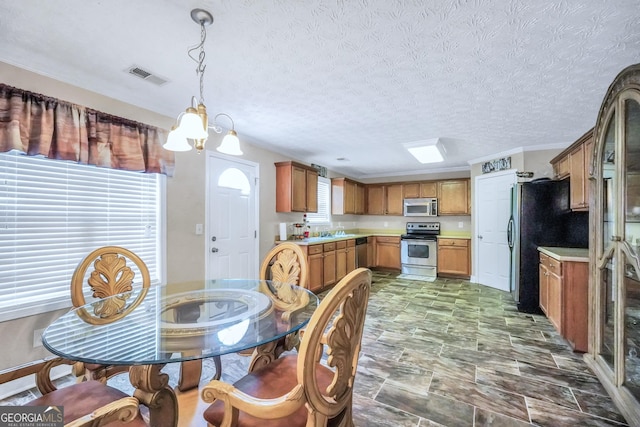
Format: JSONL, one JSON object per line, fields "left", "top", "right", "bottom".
{"left": 126, "top": 65, "right": 169, "bottom": 86}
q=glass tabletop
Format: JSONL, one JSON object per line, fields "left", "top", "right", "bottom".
{"left": 42, "top": 279, "right": 318, "bottom": 366}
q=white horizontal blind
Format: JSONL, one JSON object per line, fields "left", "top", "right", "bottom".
{"left": 307, "top": 177, "right": 331, "bottom": 224}
{"left": 0, "top": 151, "right": 163, "bottom": 321}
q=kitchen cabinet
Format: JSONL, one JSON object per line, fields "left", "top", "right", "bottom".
{"left": 550, "top": 128, "right": 594, "bottom": 211}
{"left": 275, "top": 161, "right": 318, "bottom": 213}
{"left": 307, "top": 244, "right": 324, "bottom": 293}
{"left": 551, "top": 155, "right": 570, "bottom": 180}
{"left": 332, "top": 178, "right": 366, "bottom": 215}
{"left": 538, "top": 249, "right": 588, "bottom": 352}
{"left": 366, "top": 184, "right": 403, "bottom": 215}
{"left": 587, "top": 65, "right": 640, "bottom": 424}
{"left": 437, "top": 238, "right": 470, "bottom": 278}
{"left": 335, "top": 239, "right": 357, "bottom": 281}
{"left": 568, "top": 130, "right": 594, "bottom": 211}
{"left": 437, "top": 179, "right": 470, "bottom": 215}
{"left": 539, "top": 252, "right": 563, "bottom": 331}
{"left": 403, "top": 182, "right": 437, "bottom": 198}
{"left": 374, "top": 236, "right": 401, "bottom": 270}
{"left": 322, "top": 242, "right": 336, "bottom": 288}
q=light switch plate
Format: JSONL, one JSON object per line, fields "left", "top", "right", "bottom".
{"left": 33, "top": 328, "right": 45, "bottom": 348}
{"left": 195, "top": 224, "right": 203, "bottom": 235}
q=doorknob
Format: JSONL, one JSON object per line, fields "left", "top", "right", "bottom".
{"left": 211, "top": 236, "right": 217, "bottom": 242}
{"left": 478, "top": 235, "right": 483, "bottom": 239}
{"left": 211, "top": 247, "right": 219, "bottom": 253}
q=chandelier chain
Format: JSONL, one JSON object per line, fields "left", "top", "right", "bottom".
{"left": 187, "top": 22, "right": 208, "bottom": 104}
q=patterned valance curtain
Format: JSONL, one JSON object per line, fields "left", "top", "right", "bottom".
{"left": 0, "top": 84, "right": 174, "bottom": 176}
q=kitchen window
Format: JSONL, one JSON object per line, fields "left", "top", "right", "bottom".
{"left": 0, "top": 151, "right": 165, "bottom": 322}
{"left": 306, "top": 177, "right": 331, "bottom": 224}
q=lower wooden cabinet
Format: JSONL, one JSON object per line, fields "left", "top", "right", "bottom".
{"left": 538, "top": 250, "right": 589, "bottom": 352}
{"left": 375, "top": 236, "right": 401, "bottom": 270}
{"left": 307, "top": 244, "right": 324, "bottom": 293}
{"left": 437, "top": 238, "right": 470, "bottom": 278}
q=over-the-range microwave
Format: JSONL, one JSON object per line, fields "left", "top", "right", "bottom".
{"left": 403, "top": 198, "right": 438, "bottom": 217}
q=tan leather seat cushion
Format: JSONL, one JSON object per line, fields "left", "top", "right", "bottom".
{"left": 203, "top": 354, "right": 334, "bottom": 427}
{"left": 27, "top": 380, "right": 147, "bottom": 427}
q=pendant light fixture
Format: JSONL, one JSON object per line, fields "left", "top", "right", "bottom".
{"left": 163, "top": 9, "right": 242, "bottom": 155}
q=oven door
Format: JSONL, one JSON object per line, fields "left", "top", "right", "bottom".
{"left": 401, "top": 239, "right": 437, "bottom": 266}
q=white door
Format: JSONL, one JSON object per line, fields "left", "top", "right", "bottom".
{"left": 475, "top": 170, "right": 516, "bottom": 291}
{"left": 207, "top": 153, "right": 259, "bottom": 280}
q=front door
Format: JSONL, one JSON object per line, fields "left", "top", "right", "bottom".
{"left": 475, "top": 169, "right": 515, "bottom": 291}
{"left": 207, "top": 153, "right": 259, "bottom": 280}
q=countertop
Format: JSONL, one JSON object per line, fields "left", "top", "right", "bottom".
{"left": 276, "top": 232, "right": 401, "bottom": 246}
{"left": 538, "top": 246, "right": 589, "bottom": 262}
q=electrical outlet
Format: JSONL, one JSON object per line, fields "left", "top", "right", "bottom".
{"left": 33, "top": 328, "right": 45, "bottom": 348}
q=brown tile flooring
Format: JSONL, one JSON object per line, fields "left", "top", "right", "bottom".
{"left": 2, "top": 271, "right": 629, "bottom": 426}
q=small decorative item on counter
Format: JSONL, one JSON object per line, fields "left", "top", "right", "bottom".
{"left": 302, "top": 214, "right": 310, "bottom": 238}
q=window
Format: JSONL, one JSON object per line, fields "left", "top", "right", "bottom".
{"left": 306, "top": 177, "right": 331, "bottom": 224}
{"left": 0, "top": 151, "right": 165, "bottom": 322}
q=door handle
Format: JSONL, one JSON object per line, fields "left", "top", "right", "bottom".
{"left": 211, "top": 247, "right": 219, "bottom": 253}
{"left": 478, "top": 235, "right": 483, "bottom": 239}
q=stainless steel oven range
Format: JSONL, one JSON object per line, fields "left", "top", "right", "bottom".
{"left": 400, "top": 222, "right": 440, "bottom": 278}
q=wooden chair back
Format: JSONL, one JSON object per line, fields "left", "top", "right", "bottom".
{"left": 259, "top": 242, "right": 308, "bottom": 288}
{"left": 70, "top": 246, "right": 150, "bottom": 320}
{"left": 297, "top": 267, "right": 371, "bottom": 423}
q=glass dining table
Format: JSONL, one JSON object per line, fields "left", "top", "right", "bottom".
{"left": 42, "top": 278, "right": 319, "bottom": 427}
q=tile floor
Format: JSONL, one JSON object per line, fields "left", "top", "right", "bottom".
{"left": 2, "top": 270, "right": 629, "bottom": 426}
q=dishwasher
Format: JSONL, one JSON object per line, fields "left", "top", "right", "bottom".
{"left": 355, "top": 237, "right": 368, "bottom": 268}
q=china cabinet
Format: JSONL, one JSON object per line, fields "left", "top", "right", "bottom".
{"left": 586, "top": 63, "right": 640, "bottom": 425}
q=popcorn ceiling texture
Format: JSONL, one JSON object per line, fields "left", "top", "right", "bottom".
{"left": 0, "top": 0, "right": 638, "bottom": 177}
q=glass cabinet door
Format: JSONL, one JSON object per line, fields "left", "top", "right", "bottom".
{"left": 601, "top": 113, "right": 617, "bottom": 370}
{"left": 624, "top": 96, "right": 640, "bottom": 397}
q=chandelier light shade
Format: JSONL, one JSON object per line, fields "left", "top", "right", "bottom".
{"left": 163, "top": 9, "right": 242, "bottom": 155}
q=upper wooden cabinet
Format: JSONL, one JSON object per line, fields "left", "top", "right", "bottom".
{"left": 332, "top": 178, "right": 366, "bottom": 215}
{"left": 275, "top": 161, "right": 318, "bottom": 213}
{"left": 403, "top": 182, "right": 437, "bottom": 198}
{"left": 437, "top": 179, "right": 470, "bottom": 215}
{"left": 550, "top": 128, "right": 594, "bottom": 211}
{"left": 366, "top": 184, "right": 403, "bottom": 215}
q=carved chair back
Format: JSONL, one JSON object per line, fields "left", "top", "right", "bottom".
{"left": 259, "top": 242, "right": 308, "bottom": 288}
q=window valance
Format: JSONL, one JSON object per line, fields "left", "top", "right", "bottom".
{"left": 0, "top": 83, "right": 174, "bottom": 176}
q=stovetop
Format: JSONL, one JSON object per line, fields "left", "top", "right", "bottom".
{"left": 401, "top": 222, "right": 440, "bottom": 240}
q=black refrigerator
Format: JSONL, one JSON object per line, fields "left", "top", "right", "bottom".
{"left": 507, "top": 178, "right": 588, "bottom": 313}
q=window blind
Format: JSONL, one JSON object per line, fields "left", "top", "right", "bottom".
{"left": 0, "top": 151, "right": 164, "bottom": 322}
{"left": 307, "top": 177, "right": 331, "bottom": 224}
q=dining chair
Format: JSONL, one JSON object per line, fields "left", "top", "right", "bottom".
{"left": 70, "top": 246, "right": 219, "bottom": 392}
{"left": 201, "top": 267, "right": 372, "bottom": 427}
{"left": 243, "top": 242, "right": 309, "bottom": 368}
{"left": 70, "top": 246, "right": 151, "bottom": 383}
{"left": 0, "top": 357, "right": 146, "bottom": 426}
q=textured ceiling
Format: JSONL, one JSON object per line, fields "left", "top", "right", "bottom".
{"left": 1, "top": 0, "right": 639, "bottom": 178}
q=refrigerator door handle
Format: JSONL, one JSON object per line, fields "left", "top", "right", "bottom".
{"left": 507, "top": 217, "right": 514, "bottom": 248}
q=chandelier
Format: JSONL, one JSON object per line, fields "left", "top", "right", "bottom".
{"left": 163, "top": 9, "right": 242, "bottom": 155}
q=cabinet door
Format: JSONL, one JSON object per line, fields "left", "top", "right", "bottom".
{"left": 306, "top": 169, "right": 318, "bottom": 213}
{"left": 323, "top": 249, "right": 336, "bottom": 287}
{"left": 420, "top": 182, "right": 437, "bottom": 198}
{"left": 367, "top": 186, "right": 385, "bottom": 215}
{"left": 346, "top": 243, "right": 356, "bottom": 273}
{"left": 375, "top": 238, "right": 401, "bottom": 269}
{"left": 539, "top": 263, "right": 549, "bottom": 315}
{"left": 569, "top": 144, "right": 586, "bottom": 210}
{"left": 344, "top": 180, "right": 356, "bottom": 214}
{"left": 583, "top": 137, "right": 593, "bottom": 208}
{"left": 385, "top": 184, "right": 404, "bottom": 215}
{"left": 548, "top": 271, "right": 562, "bottom": 332}
{"left": 291, "top": 166, "right": 307, "bottom": 212}
{"left": 355, "top": 183, "right": 366, "bottom": 215}
{"left": 438, "top": 180, "right": 470, "bottom": 215}
{"left": 552, "top": 156, "right": 570, "bottom": 180}
{"left": 437, "top": 240, "right": 470, "bottom": 276}
{"left": 367, "top": 238, "right": 374, "bottom": 267}
{"left": 308, "top": 252, "right": 323, "bottom": 293}
{"left": 403, "top": 183, "right": 420, "bottom": 198}
{"left": 335, "top": 245, "right": 347, "bottom": 281}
